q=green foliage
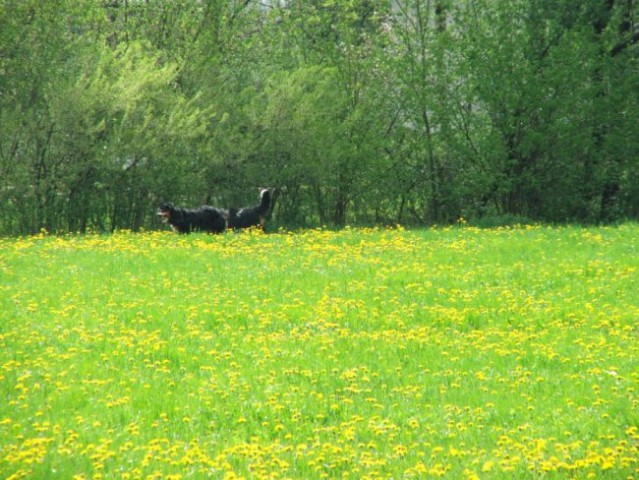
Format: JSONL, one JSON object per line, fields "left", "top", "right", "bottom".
{"left": 1, "top": 0, "right": 638, "bottom": 233}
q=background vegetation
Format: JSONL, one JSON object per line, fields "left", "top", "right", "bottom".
{"left": 1, "top": 0, "right": 638, "bottom": 234}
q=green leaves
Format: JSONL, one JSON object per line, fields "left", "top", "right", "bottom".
{"left": 1, "top": 0, "right": 638, "bottom": 233}
{"left": 84, "top": 42, "right": 207, "bottom": 148}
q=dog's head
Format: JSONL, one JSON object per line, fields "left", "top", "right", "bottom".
{"left": 157, "top": 203, "right": 175, "bottom": 223}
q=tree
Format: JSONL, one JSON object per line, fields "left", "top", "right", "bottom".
{"left": 245, "top": 0, "right": 395, "bottom": 226}
{"left": 1, "top": 0, "right": 638, "bottom": 234}
{"left": 452, "top": 0, "right": 639, "bottom": 222}
{"left": 0, "top": 2, "right": 211, "bottom": 233}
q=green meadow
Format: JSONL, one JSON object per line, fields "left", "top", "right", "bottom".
{"left": 1, "top": 226, "right": 638, "bottom": 479}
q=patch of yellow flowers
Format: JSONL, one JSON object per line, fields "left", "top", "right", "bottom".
{"left": 1, "top": 226, "right": 638, "bottom": 478}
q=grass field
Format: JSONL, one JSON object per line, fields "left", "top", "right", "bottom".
{"left": 1, "top": 225, "right": 638, "bottom": 479}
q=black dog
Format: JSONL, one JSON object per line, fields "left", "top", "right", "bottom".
{"left": 227, "top": 188, "right": 271, "bottom": 230}
{"left": 157, "top": 203, "right": 227, "bottom": 234}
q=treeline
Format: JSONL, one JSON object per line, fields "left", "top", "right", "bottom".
{"left": 1, "top": 0, "right": 638, "bottom": 234}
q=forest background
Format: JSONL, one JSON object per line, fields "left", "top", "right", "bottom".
{"left": 1, "top": 0, "right": 638, "bottom": 235}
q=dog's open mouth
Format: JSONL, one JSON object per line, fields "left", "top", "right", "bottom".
{"left": 157, "top": 210, "right": 170, "bottom": 223}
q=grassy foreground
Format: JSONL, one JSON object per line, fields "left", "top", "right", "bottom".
{"left": 1, "top": 225, "right": 638, "bottom": 479}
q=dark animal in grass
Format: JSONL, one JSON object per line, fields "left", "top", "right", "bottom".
{"left": 157, "top": 203, "right": 227, "bottom": 234}
{"left": 227, "top": 188, "right": 271, "bottom": 231}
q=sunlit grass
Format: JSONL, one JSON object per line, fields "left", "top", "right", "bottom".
{"left": 1, "top": 225, "right": 638, "bottom": 479}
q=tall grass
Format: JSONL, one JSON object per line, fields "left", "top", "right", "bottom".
{"left": 1, "top": 225, "right": 638, "bottom": 479}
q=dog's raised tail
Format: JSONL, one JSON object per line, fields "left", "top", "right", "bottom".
{"left": 258, "top": 188, "right": 271, "bottom": 216}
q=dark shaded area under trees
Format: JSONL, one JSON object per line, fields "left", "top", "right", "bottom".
{"left": 1, "top": 0, "right": 638, "bottom": 234}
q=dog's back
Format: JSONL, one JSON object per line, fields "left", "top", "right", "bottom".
{"left": 186, "top": 206, "right": 227, "bottom": 233}
{"left": 158, "top": 203, "right": 226, "bottom": 234}
{"left": 228, "top": 189, "right": 271, "bottom": 230}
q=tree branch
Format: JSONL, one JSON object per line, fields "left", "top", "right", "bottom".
{"left": 610, "top": 30, "right": 639, "bottom": 56}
